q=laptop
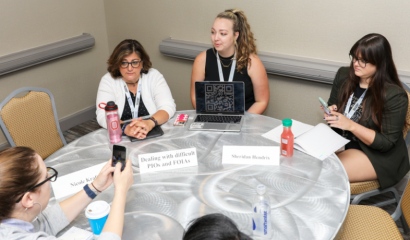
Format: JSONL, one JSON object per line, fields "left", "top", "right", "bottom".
{"left": 189, "top": 81, "right": 245, "bottom": 132}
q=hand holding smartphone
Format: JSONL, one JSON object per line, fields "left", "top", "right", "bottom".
{"left": 319, "top": 97, "right": 331, "bottom": 116}
{"left": 112, "top": 145, "right": 126, "bottom": 175}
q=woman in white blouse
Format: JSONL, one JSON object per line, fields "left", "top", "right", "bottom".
{"left": 96, "top": 39, "right": 176, "bottom": 139}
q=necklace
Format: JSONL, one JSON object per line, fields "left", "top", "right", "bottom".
{"left": 125, "top": 79, "right": 139, "bottom": 87}
{"left": 213, "top": 48, "right": 234, "bottom": 68}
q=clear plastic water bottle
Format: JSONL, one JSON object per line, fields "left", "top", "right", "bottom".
{"left": 104, "top": 101, "right": 122, "bottom": 144}
{"left": 252, "top": 184, "right": 271, "bottom": 238}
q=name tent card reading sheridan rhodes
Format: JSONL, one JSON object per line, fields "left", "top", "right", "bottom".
{"left": 138, "top": 148, "right": 198, "bottom": 173}
{"left": 222, "top": 146, "right": 280, "bottom": 165}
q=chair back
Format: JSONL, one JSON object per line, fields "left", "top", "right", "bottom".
{"left": 401, "top": 82, "right": 410, "bottom": 146}
{"left": 0, "top": 87, "right": 66, "bottom": 159}
{"left": 398, "top": 82, "right": 410, "bottom": 224}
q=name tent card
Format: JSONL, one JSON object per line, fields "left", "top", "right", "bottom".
{"left": 222, "top": 146, "right": 280, "bottom": 165}
{"left": 138, "top": 148, "right": 198, "bottom": 173}
{"left": 51, "top": 162, "right": 106, "bottom": 200}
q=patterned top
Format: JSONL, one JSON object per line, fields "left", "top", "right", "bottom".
{"left": 334, "top": 85, "right": 367, "bottom": 151}
{"left": 121, "top": 92, "right": 150, "bottom": 121}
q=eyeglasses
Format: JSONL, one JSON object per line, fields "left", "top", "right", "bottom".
{"left": 349, "top": 54, "right": 369, "bottom": 68}
{"left": 15, "top": 167, "right": 58, "bottom": 203}
{"left": 120, "top": 60, "right": 142, "bottom": 69}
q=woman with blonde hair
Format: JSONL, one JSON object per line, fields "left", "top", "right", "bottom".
{"left": 191, "top": 9, "right": 269, "bottom": 114}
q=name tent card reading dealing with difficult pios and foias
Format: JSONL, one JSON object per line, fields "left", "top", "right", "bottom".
{"left": 51, "top": 162, "right": 106, "bottom": 200}
{"left": 222, "top": 146, "right": 280, "bottom": 165}
{"left": 138, "top": 148, "right": 198, "bottom": 173}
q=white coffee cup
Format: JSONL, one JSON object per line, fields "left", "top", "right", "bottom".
{"left": 85, "top": 201, "right": 110, "bottom": 236}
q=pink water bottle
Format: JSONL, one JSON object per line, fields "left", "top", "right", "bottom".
{"left": 104, "top": 101, "right": 122, "bottom": 144}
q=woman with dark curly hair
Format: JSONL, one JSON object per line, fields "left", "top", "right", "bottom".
{"left": 97, "top": 39, "right": 176, "bottom": 139}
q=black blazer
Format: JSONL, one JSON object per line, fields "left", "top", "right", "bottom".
{"left": 328, "top": 67, "right": 409, "bottom": 190}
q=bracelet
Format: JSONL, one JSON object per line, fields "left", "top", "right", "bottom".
{"left": 91, "top": 182, "right": 102, "bottom": 193}
{"left": 149, "top": 116, "right": 158, "bottom": 127}
{"left": 83, "top": 184, "right": 97, "bottom": 199}
{"left": 122, "top": 123, "right": 129, "bottom": 133}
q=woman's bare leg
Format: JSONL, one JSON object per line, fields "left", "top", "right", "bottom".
{"left": 336, "top": 149, "right": 377, "bottom": 182}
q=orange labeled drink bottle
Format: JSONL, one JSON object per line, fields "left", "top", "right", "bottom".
{"left": 281, "top": 119, "right": 294, "bottom": 157}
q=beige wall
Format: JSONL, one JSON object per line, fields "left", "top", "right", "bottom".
{"left": 104, "top": 0, "right": 410, "bottom": 126}
{"left": 0, "top": 0, "right": 110, "bottom": 145}
{"left": 1, "top": 1, "right": 409, "bottom": 148}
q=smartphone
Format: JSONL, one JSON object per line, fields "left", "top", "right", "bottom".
{"left": 174, "top": 114, "right": 189, "bottom": 127}
{"left": 319, "top": 97, "right": 331, "bottom": 116}
{"left": 112, "top": 145, "right": 126, "bottom": 173}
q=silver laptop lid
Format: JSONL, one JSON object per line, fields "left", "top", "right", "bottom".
{"left": 195, "top": 81, "right": 245, "bottom": 115}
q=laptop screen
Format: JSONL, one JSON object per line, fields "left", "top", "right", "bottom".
{"left": 195, "top": 81, "right": 245, "bottom": 115}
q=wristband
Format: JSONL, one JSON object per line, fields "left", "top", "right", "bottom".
{"left": 122, "top": 123, "right": 129, "bottom": 133}
{"left": 83, "top": 184, "right": 97, "bottom": 199}
{"left": 149, "top": 116, "right": 158, "bottom": 127}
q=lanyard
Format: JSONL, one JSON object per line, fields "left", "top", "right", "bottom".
{"left": 216, "top": 50, "right": 236, "bottom": 82}
{"left": 122, "top": 78, "right": 142, "bottom": 119}
{"left": 344, "top": 89, "right": 367, "bottom": 119}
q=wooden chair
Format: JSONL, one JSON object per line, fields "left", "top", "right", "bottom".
{"left": 0, "top": 87, "right": 66, "bottom": 159}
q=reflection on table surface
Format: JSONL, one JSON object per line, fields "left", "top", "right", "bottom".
{"left": 46, "top": 110, "right": 349, "bottom": 240}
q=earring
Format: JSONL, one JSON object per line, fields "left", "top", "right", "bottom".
{"left": 32, "top": 202, "right": 43, "bottom": 222}
{"left": 19, "top": 207, "right": 28, "bottom": 221}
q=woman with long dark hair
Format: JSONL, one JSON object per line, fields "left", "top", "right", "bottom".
{"left": 323, "top": 33, "right": 409, "bottom": 189}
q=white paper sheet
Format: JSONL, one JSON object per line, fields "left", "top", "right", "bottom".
{"left": 262, "top": 119, "right": 314, "bottom": 143}
{"left": 58, "top": 227, "right": 93, "bottom": 240}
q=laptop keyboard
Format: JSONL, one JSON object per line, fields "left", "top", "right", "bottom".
{"left": 195, "top": 115, "right": 242, "bottom": 124}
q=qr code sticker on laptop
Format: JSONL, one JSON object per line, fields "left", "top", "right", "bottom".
{"left": 205, "top": 84, "right": 234, "bottom": 112}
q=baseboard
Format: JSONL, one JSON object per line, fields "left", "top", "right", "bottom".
{"left": 0, "top": 105, "right": 96, "bottom": 150}
{"left": 59, "top": 105, "right": 96, "bottom": 131}
{"left": 0, "top": 142, "right": 8, "bottom": 151}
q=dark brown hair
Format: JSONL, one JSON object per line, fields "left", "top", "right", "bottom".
{"left": 183, "top": 213, "right": 252, "bottom": 240}
{"left": 107, "top": 39, "right": 152, "bottom": 79}
{"left": 338, "top": 33, "right": 404, "bottom": 131}
{"left": 0, "top": 147, "right": 41, "bottom": 221}
{"left": 216, "top": 9, "right": 257, "bottom": 73}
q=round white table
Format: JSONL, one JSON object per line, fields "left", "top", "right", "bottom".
{"left": 46, "top": 110, "right": 350, "bottom": 240}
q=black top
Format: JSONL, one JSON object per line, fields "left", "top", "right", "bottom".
{"left": 334, "top": 85, "right": 367, "bottom": 151}
{"left": 205, "top": 48, "right": 255, "bottom": 110}
{"left": 121, "top": 92, "right": 150, "bottom": 121}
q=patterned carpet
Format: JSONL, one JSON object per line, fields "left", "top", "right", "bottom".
{"left": 63, "top": 118, "right": 410, "bottom": 239}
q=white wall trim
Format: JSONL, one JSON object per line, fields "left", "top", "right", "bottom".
{"left": 159, "top": 37, "right": 410, "bottom": 84}
{"left": 0, "top": 33, "right": 95, "bottom": 76}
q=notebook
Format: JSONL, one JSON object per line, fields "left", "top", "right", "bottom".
{"left": 262, "top": 120, "right": 349, "bottom": 160}
{"left": 189, "top": 81, "right": 245, "bottom": 132}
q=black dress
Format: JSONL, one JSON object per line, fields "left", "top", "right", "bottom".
{"left": 204, "top": 48, "right": 255, "bottom": 110}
